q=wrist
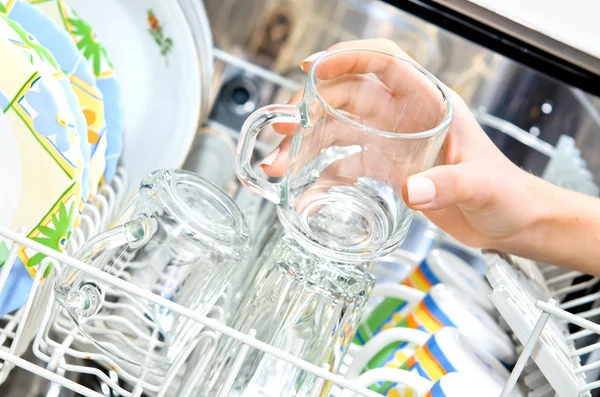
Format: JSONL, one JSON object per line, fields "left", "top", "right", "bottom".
{"left": 492, "top": 171, "right": 600, "bottom": 274}
{"left": 489, "top": 170, "right": 552, "bottom": 256}
{"left": 513, "top": 174, "right": 555, "bottom": 256}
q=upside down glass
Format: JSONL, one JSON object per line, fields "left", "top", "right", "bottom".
{"left": 197, "top": 226, "right": 375, "bottom": 397}
{"left": 236, "top": 49, "right": 453, "bottom": 262}
{"left": 54, "top": 170, "right": 250, "bottom": 375}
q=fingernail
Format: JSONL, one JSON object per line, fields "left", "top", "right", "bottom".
{"left": 407, "top": 176, "right": 436, "bottom": 205}
{"left": 300, "top": 51, "right": 326, "bottom": 71}
{"left": 260, "top": 147, "right": 280, "bottom": 167}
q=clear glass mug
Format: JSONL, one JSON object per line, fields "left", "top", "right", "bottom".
{"left": 236, "top": 48, "right": 454, "bottom": 262}
{"left": 54, "top": 170, "right": 250, "bottom": 373}
{"left": 197, "top": 226, "right": 375, "bottom": 397}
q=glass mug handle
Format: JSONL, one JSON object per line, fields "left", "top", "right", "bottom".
{"left": 235, "top": 104, "right": 301, "bottom": 204}
{"left": 55, "top": 217, "right": 156, "bottom": 317}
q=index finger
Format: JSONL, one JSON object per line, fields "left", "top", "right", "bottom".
{"left": 303, "top": 39, "right": 440, "bottom": 100}
{"left": 300, "top": 39, "right": 416, "bottom": 71}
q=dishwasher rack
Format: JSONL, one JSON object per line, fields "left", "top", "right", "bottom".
{"left": 1, "top": 170, "right": 600, "bottom": 397}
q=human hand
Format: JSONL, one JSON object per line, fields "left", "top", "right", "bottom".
{"left": 260, "top": 38, "right": 543, "bottom": 253}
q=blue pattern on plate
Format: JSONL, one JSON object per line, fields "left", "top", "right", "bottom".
{"left": 25, "top": 78, "right": 72, "bottom": 150}
{"left": 72, "top": 55, "right": 96, "bottom": 86}
{"left": 59, "top": 77, "right": 90, "bottom": 193}
{"left": 0, "top": 91, "right": 9, "bottom": 110}
{"left": 9, "top": 0, "right": 93, "bottom": 200}
{"left": 0, "top": 258, "right": 33, "bottom": 317}
{"left": 99, "top": 77, "right": 123, "bottom": 182}
{"left": 0, "top": 0, "right": 88, "bottom": 317}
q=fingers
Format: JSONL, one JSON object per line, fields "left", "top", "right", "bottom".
{"left": 263, "top": 104, "right": 437, "bottom": 181}
{"left": 265, "top": 39, "right": 450, "bottom": 182}
{"left": 402, "top": 164, "right": 493, "bottom": 211}
{"left": 275, "top": 38, "right": 446, "bottom": 138}
{"left": 299, "top": 39, "right": 439, "bottom": 102}
{"left": 272, "top": 75, "right": 396, "bottom": 135}
{"left": 260, "top": 136, "right": 292, "bottom": 178}
{"left": 299, "top": 39, "right": 415, "bottom": 72}
{"left": 272, "top": 88, "right": 304, "bottom": 135}
{"left": 328, "top": 39, "right": 414, "bottom": 59}
{"left": 314, "top": 52, "right": 434, "bottom": 102}
{"left": 272, "top": 73, "right": 436, "bottom": 137}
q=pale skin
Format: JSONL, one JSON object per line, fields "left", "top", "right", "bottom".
{"left": 260, "top": 38, "right": 600, "bottom": 276}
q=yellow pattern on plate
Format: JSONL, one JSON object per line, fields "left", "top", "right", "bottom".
{"left": 25, "top": 0, "right": 109, "bottom": 199}
{"left": 0, "top": 15, "right": 82, "bottom": 277}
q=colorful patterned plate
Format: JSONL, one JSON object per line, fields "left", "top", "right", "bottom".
{"left": 30, "top": 0, "right": 123, "bottom": 185}
{"left": 20, "top": 0, "right": 110, "bottom": 199}
{"left": 0, "top": 14, "right": 83, "bottom": 316}
{"left": 2, "top": 0, "right": 93, "bottom": 203}
{"left": 67, "top": 0, "right": 202, "bottom": 191}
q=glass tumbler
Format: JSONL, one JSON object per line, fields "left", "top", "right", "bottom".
{"left": 54, "top": 170, "right": 250, "bottom": 373}
{"left": 236, "top": 48, "right": 453, "bottom": 262}
{"left": 197, "top": 227, "right": 375, "bottom": 397}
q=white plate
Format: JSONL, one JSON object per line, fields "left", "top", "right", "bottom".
{"left": 67, "top": 0, "right": 203, "bottom": 192}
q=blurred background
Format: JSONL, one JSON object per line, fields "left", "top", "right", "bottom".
{"left": 199, "top": 0, "right": 600, "bottom": 180}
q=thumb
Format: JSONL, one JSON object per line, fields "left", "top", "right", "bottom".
{"left": 402, "top": 164, "right": 492, "bottom": 211}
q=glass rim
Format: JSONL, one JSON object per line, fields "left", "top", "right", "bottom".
{"left": 307, "top": 48, "right": 455, "bottom": 140}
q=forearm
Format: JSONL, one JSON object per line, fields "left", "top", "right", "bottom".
{"left": 498, "top": 174, "right": 600, "bottom": 276}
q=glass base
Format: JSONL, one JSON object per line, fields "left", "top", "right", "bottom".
{"left": 278, "top": 189, "right": 413, "bottom": 264}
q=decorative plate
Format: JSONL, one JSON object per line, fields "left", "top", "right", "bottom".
{"left": 16, "top": 1, "right": 112, "bottom": 189}
{"left": 2, "top": 0, "right": 93, "bottom": 203}
{"left": 66, "top": 0, "right": 202, "bottom": 191}
{"left": 29, "top": 0, "right": 123, "bottom": 185}
{"left": 0, "top": 14, "right": 83, "bottom": 316}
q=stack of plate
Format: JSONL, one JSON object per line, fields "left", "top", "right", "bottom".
{"left": 0, "top": 0, "right": 213, "bottom": 317}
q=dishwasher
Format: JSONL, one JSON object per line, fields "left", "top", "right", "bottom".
{"left": 1, "top": 0, "right": 600, "bottom": 396}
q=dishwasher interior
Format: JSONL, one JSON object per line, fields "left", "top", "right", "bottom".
{"left": 1, "top": 0, "right": 600, "bottom": 396}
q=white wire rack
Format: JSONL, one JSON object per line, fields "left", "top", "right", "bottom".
{"left": 0, "top": 163, "right": 599, "bottom": 397}
{"left": 0, "top": 169, "right": 383, "bottom": 397}
{"left": 485, "top": 253, "right": 600, "bottom": 397}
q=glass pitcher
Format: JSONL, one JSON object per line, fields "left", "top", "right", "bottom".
{"left": 54, "top": 170, "right": 250, "bottom": 374}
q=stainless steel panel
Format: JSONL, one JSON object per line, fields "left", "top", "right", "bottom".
{"left": 430, "top": 0, "right": 600, "bottom": 77}
{"left": 202, "top": 0, "right": 600, "bottom": 181}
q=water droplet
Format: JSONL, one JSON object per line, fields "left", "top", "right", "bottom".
{"left": 529, "top": 126, "right": 541, "bottom": 137}
{"left": 541, "top": 101, "right": 553, "bottom": 114}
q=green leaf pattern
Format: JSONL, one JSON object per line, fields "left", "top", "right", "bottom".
{"left": 65, "top": 8, "right": 112, "bottom": 76}
{"left": 28, "top": 201, "right": 75, "bottom": 277}
{"left": 5, "top": 16, "right": 61, "bottom": 72}
{"left": 0, "top": 241, "right": 9, "bottom": 268}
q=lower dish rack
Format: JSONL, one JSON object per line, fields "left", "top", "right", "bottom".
{"left": 0, "top": 169, "right": 600, "bottom": 397}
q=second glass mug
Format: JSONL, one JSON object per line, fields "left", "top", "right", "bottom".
{"left": 54, "top": 170, "right": 250, "bottom": 375}
{"left": 236, "top": 48, "right": 454, "bottom": 262}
